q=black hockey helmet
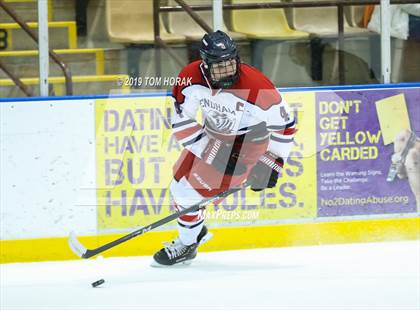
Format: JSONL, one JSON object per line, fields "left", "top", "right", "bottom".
{"left": 200, "top": 30, "right": 240, "bottom": 89}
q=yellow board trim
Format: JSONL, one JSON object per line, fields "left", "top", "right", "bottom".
{"left": 1, "top": 217, "right": 418, "bottom": 264}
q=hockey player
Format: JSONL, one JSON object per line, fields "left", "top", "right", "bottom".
{"left": 153, "top": 31, "right": 296, "bottom": 266}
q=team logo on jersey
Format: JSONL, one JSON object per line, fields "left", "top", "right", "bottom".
{"left": 206, "top": 110, "right": 235, "bottom": 134}
{"left": 280, "top": 106, "right": 290, "bottom": 122}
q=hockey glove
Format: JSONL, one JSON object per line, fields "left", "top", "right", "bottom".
{"left": 249, "top": 152, "right": 284, "bottom": 191}
{"left": 202, "top": 138, "right": 246, "bottom": 176}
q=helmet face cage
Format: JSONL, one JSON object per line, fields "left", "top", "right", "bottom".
{"left": 204, "top": 57, "right": 240, "bottom": 89}
{"left": 200, "top": 31, "right": 240, "bottom": 89}
{"left": 209, "top": 58, "right": 238, "bottom": 84}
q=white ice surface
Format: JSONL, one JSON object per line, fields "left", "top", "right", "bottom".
{"left": 1, "top": 240, "right": 419, "bottom": 310}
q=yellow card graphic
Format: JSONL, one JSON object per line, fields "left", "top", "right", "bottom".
{"left": 375, "top": 94, "right": 411, "bottom": 145}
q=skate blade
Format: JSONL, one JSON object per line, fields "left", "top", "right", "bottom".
{"left": 150, "top": 259, "right": 193, "bottom": 268}
{"left": 199, "top": 231, "right": 213, "bottom": 246}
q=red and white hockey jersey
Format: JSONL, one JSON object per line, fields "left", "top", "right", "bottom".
{"left": 171, "top": 60, "right": 296, "bottom": 162}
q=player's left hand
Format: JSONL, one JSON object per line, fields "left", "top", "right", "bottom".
{"left": 249, "top": 152, "right": 283, "bottom": 191}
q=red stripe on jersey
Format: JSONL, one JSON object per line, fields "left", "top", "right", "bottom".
{"left": 179, "top": 212, "right": 203, "bottom": 223}
{"left": 173, "top": 150, "right": 197, "bottom": 182}
{"left": 172, "top": 202, "right": 202, "bottom": 222}
{"left": 283, "top": 128, "right": 297, "bottom": 135}
{"left": 174, "top": 124, "right": 202, "bottom": 141}
{"left": 172, "top": 60, "right": 205, "bottom": 104}
{"left": 225, "top": 64, "right": 282, "bottom": 110}
{"left": 274, "top": 128, "right": 297, "bottom": 136}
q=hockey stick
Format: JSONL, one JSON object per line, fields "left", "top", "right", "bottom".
{"left": 69, "top": 180, "right": 251, "bottom": 259}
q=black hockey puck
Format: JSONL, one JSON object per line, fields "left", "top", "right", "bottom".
{"left": 91, "top": 279, "right": 105, "bottom": 288}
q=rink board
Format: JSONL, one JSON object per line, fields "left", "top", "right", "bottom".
{"left": 1, "top": 217, "right": 419, "bottom": 263}
{"left": 1, "top": 83, "right": 419, "bottom": 263}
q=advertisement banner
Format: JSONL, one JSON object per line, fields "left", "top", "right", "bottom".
{"left": 316, "top": 88, "right": 419, "bottom": 217}
{"left": 95, "top": 93, "right": 317, "bottom": 232}
{"left": 96, "top": 96, "right": 177, "bottom": 231}
{"left": 95, "top": 86, "right": 419, "bottom": 232}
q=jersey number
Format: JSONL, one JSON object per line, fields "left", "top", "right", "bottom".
{"left": 280, "top": 106, "right": 290, "bottom": 122}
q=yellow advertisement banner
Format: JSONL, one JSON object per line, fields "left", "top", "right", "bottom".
{"left": 95, "top": 92, "right": 317, "bottom": 232}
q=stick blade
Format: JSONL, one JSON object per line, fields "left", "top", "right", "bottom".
{"left": 68, "top": 231, "right": 88, "bottom": 258}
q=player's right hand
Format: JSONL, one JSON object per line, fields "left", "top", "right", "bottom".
{"left": 249, "top": 152, "right": 284, "bottom": 191}
{"left": 201, "top": 138, "right": 246, "bottom": 176}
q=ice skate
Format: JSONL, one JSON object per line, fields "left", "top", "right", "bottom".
{"left": 151, "top": 226, "right": 212, "bottom": 267}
